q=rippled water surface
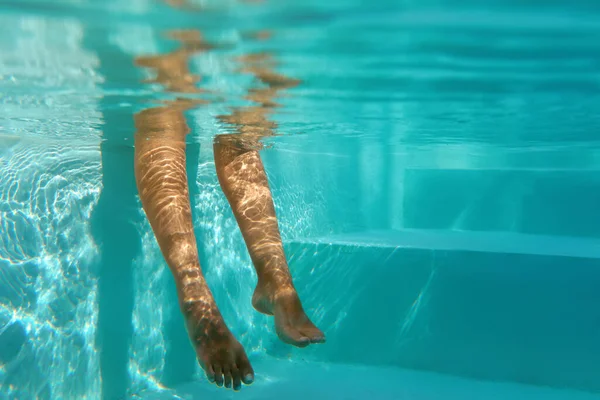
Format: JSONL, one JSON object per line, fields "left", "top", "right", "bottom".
{"left": 1, "top": 0, "right": 600, "bottom": 399}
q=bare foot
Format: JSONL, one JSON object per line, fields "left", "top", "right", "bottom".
{"left": 253, "top": 283, "right": 325, "bottom": 347}
{"left": 183, "top": 301, "right": 254, "bottom": 390}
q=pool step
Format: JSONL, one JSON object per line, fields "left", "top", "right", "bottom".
{"left": 276, "top": 229, "right": 600, "bottom": 393}
{"left": 296, "top": 229, "right": 600, "bottom": 258}
{"left": 136, "top": 358, "right": 599, "bottom": 400}
{"left": 150, "top": 229, "right": 600, "bottom": 394}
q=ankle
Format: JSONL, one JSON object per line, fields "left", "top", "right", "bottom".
{"left": 256, "top": 278, "right": 295, "bottom": 299}
{"left": 254, "top": 254, "right": 289, "bottom": 275}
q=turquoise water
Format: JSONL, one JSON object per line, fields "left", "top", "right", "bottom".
{"left": 1, "top": 0, "right": 600, "bottom": 399}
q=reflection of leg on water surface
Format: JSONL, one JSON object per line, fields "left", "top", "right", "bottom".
{"left": 161, "top": 0, "right": 205, "bottom": 13}
{"left": 135, "top": 30, "right": 212, "bottom": 94}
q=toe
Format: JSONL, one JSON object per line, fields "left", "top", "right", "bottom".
{"left": 242, "top": 371, "right": 255, "bottom": 385}
{"left": 310, "top": 335, "right": 325, "bottom": 344}
{"left": 302, "top": 326, "right": 326, "bottom": 343}
{"left": 278, "top": 325, "right": 310, "bottom": 347}
{"left": 237, "top": 353, "right": 254, "bottom": 385}
{"left": 232, "top": 365, "right": 242, "bottom": 391}
{"left": 224, "top": 366, "right": 232, "bottom": 389}
{"left": 213, "top": 364, "right": 224, "bottom": 387}
{"left": 293, "top": 337, "right": 310, "bottom": 347}
{"left": 205, "top": 364, "right": 216, "bottom": 383}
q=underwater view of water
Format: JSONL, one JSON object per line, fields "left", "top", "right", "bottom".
{"left": 1, "top": 0, "right": 600, "bottom": 399}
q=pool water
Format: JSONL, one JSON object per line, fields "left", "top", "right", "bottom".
{"left": 1, "top": 0, "right": 600, "bottom": 399}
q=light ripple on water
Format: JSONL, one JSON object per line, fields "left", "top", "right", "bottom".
{"left": 0, "top": 142, "right": 102, "bottom": 399}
